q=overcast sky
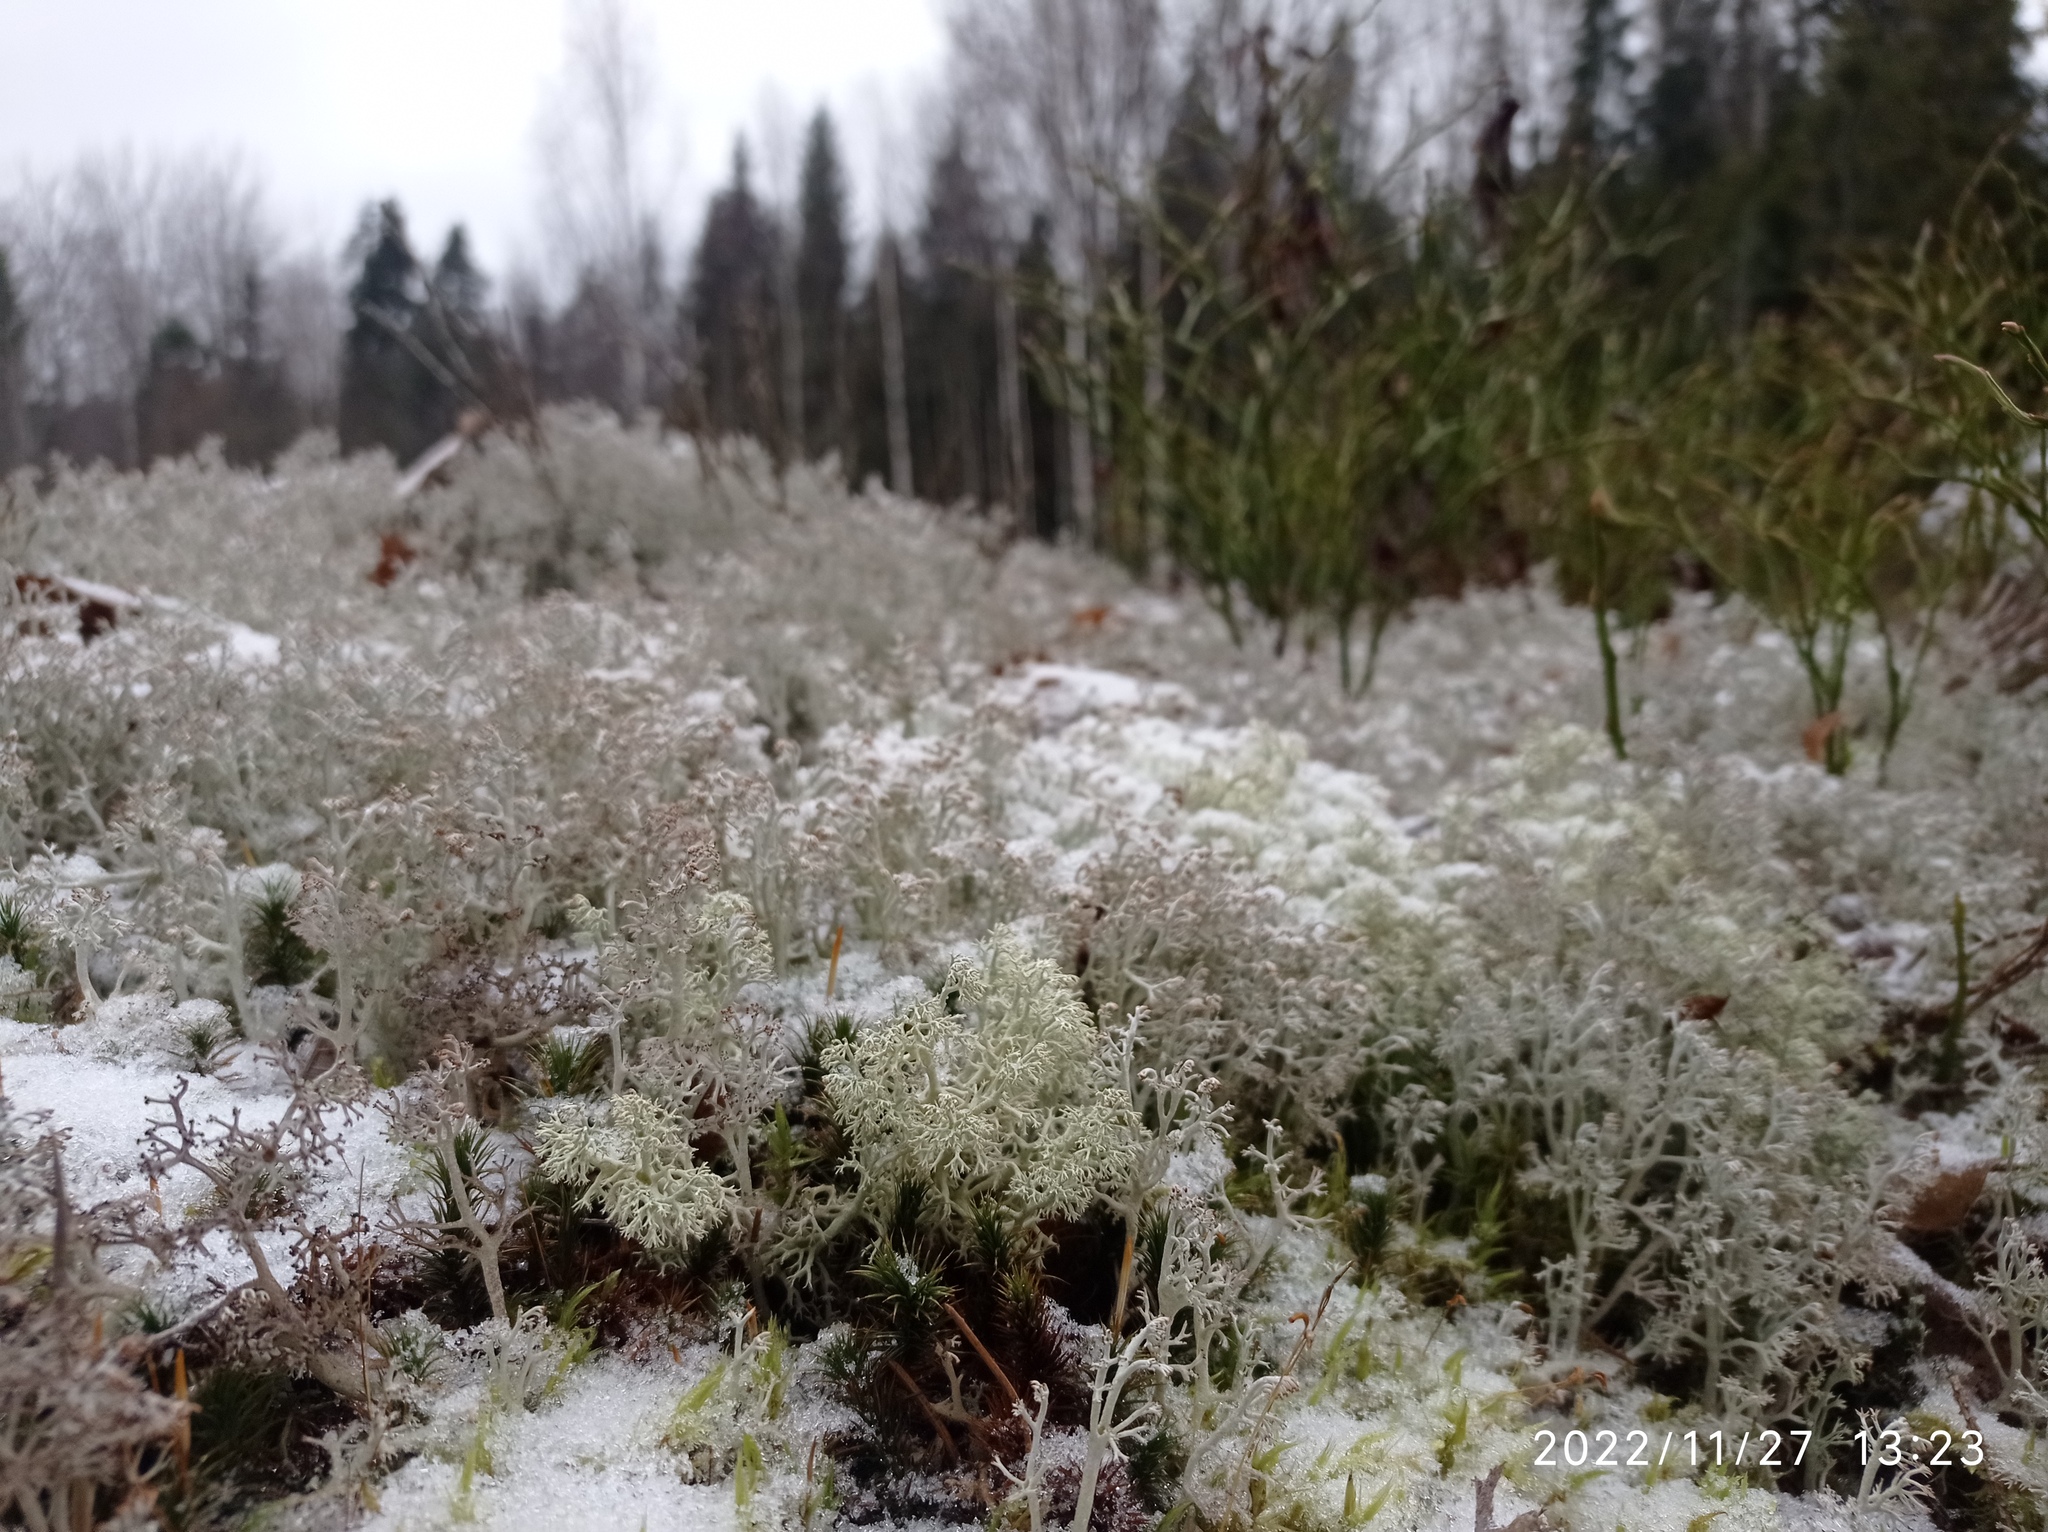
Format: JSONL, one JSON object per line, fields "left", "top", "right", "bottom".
{"left": 0, "top": 0, "right": 946, "bottom": 283}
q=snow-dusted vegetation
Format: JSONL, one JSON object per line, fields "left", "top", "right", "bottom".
{"left": 5, "top": 416, "right": 2048, "bottom": 1531}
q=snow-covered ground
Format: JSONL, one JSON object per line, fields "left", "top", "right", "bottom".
{"left": 4, "top": 418, "right": 2046, "bottom": 1531}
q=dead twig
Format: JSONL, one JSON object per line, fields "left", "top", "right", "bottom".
{"left": 1966, "top": 916, "right": 2048, "bottom": 1017}
{"left": 943, "top": 1301, "right": 1021, "bottom": 1409}
{"left": 885, "top": 1357, "right": 961, "bottom": 1464}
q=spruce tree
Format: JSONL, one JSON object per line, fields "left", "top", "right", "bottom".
{"left": 796, "top": 110, "right": 849, "bottom": 461}
{"left": 1158, "top": 61, "right": 1232, "bottom": 252}
{"left": 914, "top": 127, "right": 1000, "bottom": 505}
{"left": 876, "top": 229, "right": 914, "bottom": 496}
{"left": 1584, "top": 0, "right": 1790, "bottom": 332}
{"left": 431, "top": 227, "right": 489, "bottom": 333}
{"left": 338, "top": 201, "right": 440, "bottom": 462}
{"left": 1564, "top": 0, "right": 1628, "bottom": 155}
{"left": 422, "top": 224, "right": 518, "bottom": 424}
{"left": 1611, "top": 0, "right": 2043, "bottom": 324}
{"left": 136, "top": 318, "right": 208, "bottom": 465}
{"left": 1014, "top": 214, "right": 1065, "bottom": 539}
{"left": 687, "top": 141, "right": 781, "bottom": 444}
{"left": 1797, "top": 0, "right": 2039, "bottom": 260}
{"left": 220, "top": 269, "right": 301, "bottom": 467}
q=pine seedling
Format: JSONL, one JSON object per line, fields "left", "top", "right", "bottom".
{"left": 530, "top": 1030, "right": 608, "bottom": 1098}
{"left": 1344, "top": 1191, "right": 1396, "bottom": 1281}
{"left": 380, "top": 1310, "right": 446, "bottom": 1386}
{"left": 178, "top": 1012, "right": 232, "bottom": 1075}
{"left": 244, "top": 867, "right": 320, "bottom": 988}
{"left": 0, "top": 894, "right": 42, "bottom": 975}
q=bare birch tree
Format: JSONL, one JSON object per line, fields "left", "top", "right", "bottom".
{"left": 0, "top": 150, "right": 308, "bottom": 461}
{"left": 758, "top": 85, "right": 806, "bottom": 463}
{"left": 995, "top": 268, "right": 1031, "bottom": 528}
{"left": 537, "top": 0, "right": 667, "bottom": 420}
{"left": 947, "top": 0, "right": 1169, "bottom": 545}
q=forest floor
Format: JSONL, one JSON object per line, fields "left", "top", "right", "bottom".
{"left": 4, "top": 418, "right": 2046, "bottom": 1531}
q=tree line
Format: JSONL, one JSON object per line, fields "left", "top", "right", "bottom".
{"left": 1053, "top": 0, "right": 2048, "bottom": 777}
{"left": 1, "top": 0, "right": 2044, "bottom": 582}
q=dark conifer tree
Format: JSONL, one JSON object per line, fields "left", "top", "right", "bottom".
{"left": 220, "top": 270, "right": 302, "bottom": 466}
{"left": 1638, "top": 0, "right": 1723, "bottom": 191}
{"left": 136, "top": 318, "right": 211, "bottom": 466}
{"left": 796, "top": 110, "right": 850, "bottom": 462}
{"left": 687, "top": 142, "right": 783, "bottom": 446}
{"left": 431, "top": 227, "right": 489, "bottom": 331}
{"left": 1601, "top": 0, "right": 2040, "bottom": 327}
{"left": 1564, "top": 0, "right": 1628, "bottom": 155}
{"left": 421, "top": 225, "right": 521, "bottom": 423}
{"left": 913, "top": 127, "right": 1001, "bottom": 506}
{"left": 1158, "top": 61, "right": 1232, "bottom": 253}
{"left": 1795, "top": 0, "right": 2040, "bottom": 261}
{"left": 842, "top": 265, "right": 885, "bottom": 489}
{"left": 1569, "top": 0, "right": 1791, "bottom": 333}
{"left": 135, "top": 277, "right": 299, "bottom": 469}
{"left": 1014, "top": 213, "right": 1065, "bottom": 540}
{"left": 532, "top": 269, "right": 632, "bottom": 412}
{"left": 338, "top": 201, "right": 442, "bottom": 462}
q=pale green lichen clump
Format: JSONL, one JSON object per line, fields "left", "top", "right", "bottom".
{"left": 535, "top": 1091, "right": 738, "bottom": 1259}
{"left": 1, "top": 418, "right": 2043, "bottom": 1531}
{"left": 823, "top": 929, "right": 1141, "bottom": 1225}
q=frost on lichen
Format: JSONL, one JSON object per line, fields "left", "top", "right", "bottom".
{"left": 823, "top": 927, "right": 1141, "bottom": 1225}
{"left": 6, "top": 413, "right": 2048, "bottom": 1528}
{"left": 535, "top": 1091, "right": 737, "bottom": 1260}
{"left": 1428, "top": 724, "right": 1879, "bottom": 1076}
{"left": 577, "top": 880, "right": 774, "bottom": 1040}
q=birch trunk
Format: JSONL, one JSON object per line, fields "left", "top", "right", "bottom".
{"left": 995, "top": 270, "right": 1031, "bottom": 533}
{"left": 1063, "top": 291, "right": 1093, "bottom": 544}
{"left": 1140, "top": 205, "right": 1164, "bottom": 565}
{"left": 618, "top": 264, "right": 646, "bottom": 422}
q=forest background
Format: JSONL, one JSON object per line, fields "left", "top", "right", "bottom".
{"left": 7, "top": 0, "right": 2048, "bottom": 770}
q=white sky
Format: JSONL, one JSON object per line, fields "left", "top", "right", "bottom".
{"left": 10, "top": 0, "right": 2048, "bottom": 293}
{"left": 0, "top": 0, "right": 946, "bottom": 284}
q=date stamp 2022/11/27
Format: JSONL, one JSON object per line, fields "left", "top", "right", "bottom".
{"left": 1530, "top": 1424, "right": 1986, "bottom": 1474}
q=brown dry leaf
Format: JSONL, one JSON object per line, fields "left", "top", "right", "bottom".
{"left": 370, "top": 531, "right": 418, "bottom": 588}
{"left": 1893, "top": 1156, "right": 1998, "bottom": 1235}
